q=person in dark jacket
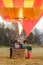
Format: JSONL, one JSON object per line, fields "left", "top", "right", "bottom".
{"left": 10, "top": 44, "right": 14, "bottom": 58}
{"left": 27, "top": 44, "right": 32, "bottom": 52}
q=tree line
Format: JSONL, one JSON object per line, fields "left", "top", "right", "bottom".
{"left": 27, "top": 28, "right": 43, "bottom": 45}
{"left": 0, "top": 22, "right": 43, "bottom": 46}
{"left": 0, "top": 22, "right": 19, "bottom": 46}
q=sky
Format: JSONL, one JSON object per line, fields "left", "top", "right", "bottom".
{"left": 0, "top": 16, "right": 43, "bottom": 32}
{"left": 33, "top": 16, "right": 43, "bottom": 30}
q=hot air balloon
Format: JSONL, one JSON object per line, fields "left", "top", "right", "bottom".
{"left": 0, "top": 0, "right": 43, "bottom": 37}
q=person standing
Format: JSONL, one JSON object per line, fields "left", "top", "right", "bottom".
{"left": 10, "top": 44, "right": 14, "bottom": 58}
{"left": 14, "top": 40, "right": 20, "bottom": 49}
{"left": 27, "top": 44, "right": 32, "bottom": 59}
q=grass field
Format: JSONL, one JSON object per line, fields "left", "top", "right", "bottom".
{"left": 0, "top": 47, "right": 43, "bottom": 65}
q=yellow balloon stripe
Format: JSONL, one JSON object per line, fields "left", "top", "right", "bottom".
{"left": 2, "top": 0, "right": 13, "bottom": 8}
{"left": 24, "top": 0, "right": 34, "bottom": 8}
{"left": 2, "top": 0, "right": 34, "bottom": 8}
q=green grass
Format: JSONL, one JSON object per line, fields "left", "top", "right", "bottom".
{"left": 0, "top": 47, "right": 43, "bottom": 65}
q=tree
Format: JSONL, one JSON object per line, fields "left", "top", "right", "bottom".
{"left": 0, "top": 22, "right": 19, "bottom": 46}
{"left": 0, "top": 23, "right": 5, "bottom": 46}
{"left": 27, "top": 28, "right": 41, "bottom": 45}
{"left": 27, "top": 32, "right": 34, "bottom": 44}
{"left": 33, "top": 28, "right": 41, "bottom": 44}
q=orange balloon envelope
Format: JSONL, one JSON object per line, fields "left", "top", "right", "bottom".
{"left": 0, "top": 0, "right": 43, "bottom": 37}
